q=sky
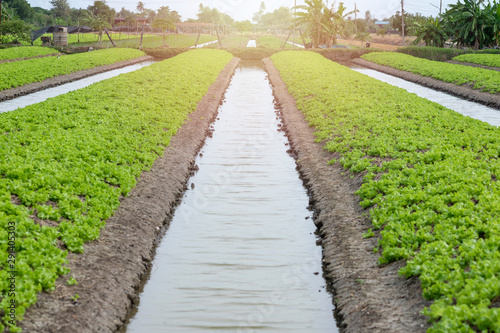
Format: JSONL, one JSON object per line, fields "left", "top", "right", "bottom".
{"left": 26, "top": 0, "right": 458, "bottom": 21}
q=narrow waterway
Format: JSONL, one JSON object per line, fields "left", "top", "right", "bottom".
{"left": 0, "top": 61, "right": 156, "bottom": 113}
{"left": 124, "top": 61, "right": 337, "bottom": 332}
{"left": 352, "top": 67, "right": 500, "bottom": 127}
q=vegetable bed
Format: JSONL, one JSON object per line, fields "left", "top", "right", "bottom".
{"left": 0, "top": 47, "right": 59, "bottom": 61}
{"left": 0, "top": 49, "right": 233, "bottom": 332}
{"left": 453, "top": 54, "right": 500, "bottom": 69}
{"left": 0, "top": 48, "right": 145, "bottom": 91}
{"left": 362, "top": 52, "right": 500, "bottom": 94}
{"left": 272, "top": 51, "right": 500, "bottom": 332}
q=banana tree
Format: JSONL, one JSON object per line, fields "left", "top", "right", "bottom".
{"left": 412, "top": 17, "right": 449, "bottom": 47}
{"left": 294, "top": 0, "right": 325, "bottom": 48}
{"left": 443, "top": 0, "right": 497, "bottom": 49}
{"left": 320, "top": 2, "right": 357, "bottom": 47}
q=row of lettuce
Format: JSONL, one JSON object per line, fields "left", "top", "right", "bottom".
{"left": 0, "top": 49, "right": 233, "bottom": 332}
{"left": 0, "top": 46, "right": 59, "bottom": 61}
{"left": 272, "top": 51, "right": 500, "bottom": 332}
{"left": 0, "top": 48, "right": 146, "bottom": 92}
{"left": 453, "top": 53, "right": 500, "bottom": 68}
{"left": 361, "top": 52, "right": 500, "bottom": 94}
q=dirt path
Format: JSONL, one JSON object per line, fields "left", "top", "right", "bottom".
{"left": 0, "top": 55, "right": 154, "bottom": 103}
{"left": 20, "top": 57, "right": 240, "bottom": 333}
{"left": 263, "top": 57, "right": 431, "bottom": 333}
{"left": 352, "top": 58, "right": 500, "bottom": 110}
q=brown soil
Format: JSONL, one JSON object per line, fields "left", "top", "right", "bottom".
{"left": 352, "top": 58, "right": 500, "bottom": 110}
{"left": 263, "top": 57, "right": 431, "bottom": 333}
{"left": 0, "top": 55, "right": 154, "bottom": 102}
{"left": 447, "top": 59, "right": 500, "bottom": 72}
{"left": 19, "top": 57, "right": 240, "bottom": 333}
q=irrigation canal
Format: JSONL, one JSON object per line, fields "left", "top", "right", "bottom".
{"left": 1, "top": 52, "right": 498, "bottom": 331}
{"left": 352, "top": 67, "right": 500, "bottom": 127}
{"left": 124, "top": 60, "right": 338, "bottom": 332}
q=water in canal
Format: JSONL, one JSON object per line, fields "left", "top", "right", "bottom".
{"left": 125, "top": 61, "right": 337, "bottom": 332}
{"left": 352, "top": 67, "right": 500, "bottom": 127}
{"left": 0, "top": 61, "right": 156, "bottom": 113}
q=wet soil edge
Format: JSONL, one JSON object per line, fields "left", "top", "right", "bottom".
{"left": 352, "top": 58, "right": 500, "bottom": 110}
{"left": 0, "top": 55, "right": 154, "bottom": 102}
{"left": 446, "top": 60, "right": 500, "bottom": 73}
{"left": 263, "top": 57, "right": 431, "bottom": 333}
{"left": 19, "top": 57, "right": 240, "bottom": 333}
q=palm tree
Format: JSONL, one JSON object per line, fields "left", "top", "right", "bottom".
{"left": 136, "top": 1, "right": 145, "bottom": 15}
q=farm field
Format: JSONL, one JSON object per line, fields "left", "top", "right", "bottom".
{"left": 2, "top": 43, "right": 500, "bottom": 333}
{"left": 0, "top": 46, "right": 58, "bottom": 61}
{"left": 26, "top": 33, "right": 217, "bottom": 49}
{"left": 272, "top": 51, "right": 500, "bottom": 332}
{"left": 0, "top": 49, "right": 232, "bottom": 331}
{"left": 28, "top": 32, "right": 155, "bottom": 46}
{"left": 453, "top": 54, "right": 500, "bottom": 68}
{"left": 257, "top": 35, "right": 294, "bottom": 49}
{"left": 0, "top": 48, "right": 145, "bottom": 91}
{"left": 362, "top": 52, "right": 500, "bottom": 94}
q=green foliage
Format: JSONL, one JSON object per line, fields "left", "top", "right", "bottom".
{"left": 412, "top": 18, "right": 449, "bottom": 48}
{"left": 0, "top": 19, "right": 33, "bottom": 44}
{"left": 143, "top": 47, "right": 187, "bottom": 59}
{"left": 226, "top": 47, "right": 278, "bottom": 60}
{"left": 453, "top": 53, "right": 500, "bottom": 68}
{"left": 234, "top": 20, "right": 254, "bottom": 33}
{"left": 258, "top": 35, "right": 293, "bottom": 49}
{"left": 272, "top": 50, "right": 500, "bottom": 332}
{"left": 0, "top": 49, "right": 233, "bottom": 331}
{"left": 0, "top": 46, "right": 58, "bottom": 60}
{"left": 3, "top": 0, "right": 34, "bottom": 21}
{"left": 0, "top": 48, "right": 144, "bottom": 91}
{"left": 362, "top": 52, "right": 500, "bottom": 94}
{"left": 376, "top": 28, "right": 387, "bottom": 36}
{"left": 442, "top": 0, "right": 499, "bottom": 49}
{"left": 294, "top": 0, "right": 357, "bottom": 48}
{"left": 397, "top": 46, "right": 468, "bottom": 61}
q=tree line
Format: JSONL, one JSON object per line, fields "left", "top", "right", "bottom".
{"left": 1, "top": 0, "right": 499, "bottom": 49}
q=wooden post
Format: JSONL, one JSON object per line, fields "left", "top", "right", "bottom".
{"left": 195, "top": 30, "right": 201, "bottom": 47}
{"left": 216, "top": 26, "right": 222, "bottom": 48}
{"left": 139, "top": 24, "right": 144, "bottom": 49}
{"left": 299, "top": 29, "right": 307, "bottom": 48}
{"left": 104, "top": 28, "right": 116, "bottom": 47}
{"left": 282, "top": 30, "right": 293, "bottom": 49}
{"left": 401, "top": 0, "right": 405, "bottom": 46}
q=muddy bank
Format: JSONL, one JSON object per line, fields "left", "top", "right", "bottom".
{"left": 20, "top": 57, "right": 240, "bottom": 333}
{"left": 263, "top": 57, "right": 431, "bottom": 333}
{"left": 0, "top": 55, "right": 154, "bottom": 103}
{"left": 352, "top": 58, "right": 500, "bottom": 110}
{"left": 446, "top": 59, "right": 500, "bottom": 73}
